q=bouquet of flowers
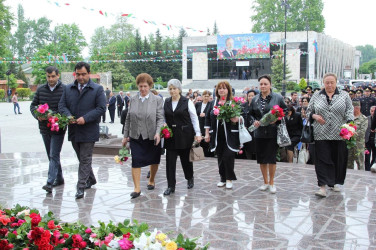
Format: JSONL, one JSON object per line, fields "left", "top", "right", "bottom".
{"left": 340, "top": 122, "right": 357, "bottom": 149}
{"left": 114, "top": 147, "right": 131, "bottom": 165}
{"left": 47, "top": 114, "right": 73, "bottom": 132}
{"left": 33, "top": 103, "right": 52, "bottom": 119}
{"left": 160, "top": 125, "right": 173, "bottom": 139}
{"left": 213, "top": 96, "right": 246, "bottom": 123}
{"left": 248, "top": 105, "right": 285, "bottom": 132}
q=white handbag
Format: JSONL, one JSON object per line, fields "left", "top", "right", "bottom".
{"left": 298, "top": 143, "right": 310, "bottom": 164}
{"left": 239, "top": 116, "right": 252, "bottom": 145}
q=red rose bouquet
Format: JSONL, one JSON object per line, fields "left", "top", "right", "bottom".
{"left": 213, "top": 96, "right": 245, "bottom": 123}
{"left": 47, "top": 114, "right": 73, "bottom": 132}
{"left": 160, "top": 125, "right": 173, "bottom": 139}
{"left": 248, "top": 105, "right": 285, "bottom": 132}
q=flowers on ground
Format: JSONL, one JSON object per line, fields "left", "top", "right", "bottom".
{"left": 340, "top": 122, "right": 357, "bottom": 149}
{"left": 0, "top": 204, "right": 209, "bottom": 249}
{"left": 214, "top": 96, "right": 245, "bottom": 122}
{"left": 160, "top": 125, "right": 173, "bottom": 139}
{"left": 248, "top": 105, "right": 285, "bottom": 132}
{"left": 114, "top": 147, "right": 131, "bottom": 164}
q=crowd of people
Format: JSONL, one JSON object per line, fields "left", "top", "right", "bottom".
{"left": 30, "top": 61, "right": 376, "bottom": 200}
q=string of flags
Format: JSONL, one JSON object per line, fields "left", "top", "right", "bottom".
{"left": 46, "top": 0, "right": 206, "bottom": 33}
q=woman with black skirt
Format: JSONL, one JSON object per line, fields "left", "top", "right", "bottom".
{"left": 163, "top": 79, "right": 202, "bottom": 195}
{"left": 195, "top": 90, "right": 213, "bottom": 157}
{"left": 205, "top": 81, "right": 241, "bottom": 189}
{"left": 122, "top": 73, "right": 164, "bottom": 199}
{"left": 248, "top": 75, "right": 287, "bottom": 194}
{"left": 285, "top": 105, "right": 303, "bottom": 162}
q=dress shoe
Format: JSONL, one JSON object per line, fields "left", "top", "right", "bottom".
{"left": 42, "top": 184, "right": 53, "bottom": 193}
{"left": 147, "top": 171, "right": 150, "bottom": 178}
{"left": 217, "top": 182, "right": 226, "bottom": 187}
{"left": 225, "top": 181, "right": 233, "bottom": 189}
{"left": 259, "top": 184, "right": 269, "bottom": 191}
{"left": 130, "top": 191, "right": 141, "bottom": 199}
{"left": 187, "top": 178, "right": 194, "bottom": 189}
{"left": 52, "top": 179, "right": 64, "bottom": 187}
{"left": 163, "top": 187, "right": 175, "bottom": 195}
{"left": 85, "top": 180, "right": 97, "bottom": 189}
{"left": 269, "top": 185, "right": 276, "bottom": 194}
{"left": 109, "top": 121, "right": 114, "bottom": 124}
{"left": 75, "top": 188, "right": 85, "bottom": 199}
{"left": 147, "top": 184, "right": 155, "bottom": 190}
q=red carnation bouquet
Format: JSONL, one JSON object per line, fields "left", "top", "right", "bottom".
{"left": 33, "top": 103, "right": 52, "bottom": 119}
{"left": 47, "top": 114, "right": 73, "bottom": 132}
{"left": 248, "top": 105, "right": 285, "bottom": 132}
{"left": 160, "top": 125, "right": 173, "bottom": 139}
{"left": 213, "top": 96, "right": 245, "bottom": 123}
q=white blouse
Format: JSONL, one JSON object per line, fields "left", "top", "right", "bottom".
{"left": 171, "top": 100, "right": 201, "bottom": 137}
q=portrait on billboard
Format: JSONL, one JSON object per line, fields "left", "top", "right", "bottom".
{"left": 217, "top": 33, "right": 270, "bottom": 60}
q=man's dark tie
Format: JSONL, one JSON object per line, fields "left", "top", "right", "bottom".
{"left": 79, "top": 84, "right": 84, "bottom": 92}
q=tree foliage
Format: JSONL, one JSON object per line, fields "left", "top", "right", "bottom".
{"left": 16, "top": 65, "right": 28, "bottom": 84}
{"left": 359, "top": 58, "right": 376, "bottom": 75}
{"left": 356, "top": 45, "right": 376, "bottom": 65}
{"left": 271, "top": 50, "right": 291, "bottom": 90}
{"left": 251, "top": 0, "right": 325, "bottom": 33}
{"left": 16, "top": 88, "right": 31, "bottom": 99}
{"left": 299, "top": 78, "right": 307, "bottom": 90}
{"left": 0, "top": 0, "right": 13, "bottom": 78}
{"left": 213, "top": 21, "right": 219, "bottom": 35}
{"left": 8, "top": 74, "right": 18, "bottom": 89}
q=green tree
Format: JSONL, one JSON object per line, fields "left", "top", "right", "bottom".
{"left": 213, "top": 21, "right": 219, "bottom": 35}
{"left": 271, "top": 50, "right": 291, "bottom": 90}
{"left": 359, "top": 59, "right": 376, "bottom": 75}
{"left": 0, "top": 89, "right": 5, "bottom": 100}
{"left": 8, "top": 73, "right": 18, "bottom": 89}
{"left": 177, "top": 28, "right": 187, "bottom": 49}
{"left": 89, "top": 26, "right": 110, "bottom": 55}
{"left": 356, "top": 45, "right": 376, "bottom": 64}
{"left": 11, "top": 4, "right": 52, "bottom": 58}
{"left": 251, "top": 0, "right": 325, "bottom": 33}
{"left": 298, "top": 78, "right": 307, "bottom": 90}
{"left": 101, "top": 63, "right": 135, "bottom": 89}
{"left": 16, "top": 87, "right": 31, "bottom": 99}
{"left": 0, "top": 0, "right": 13, "bottom": 77}
{"left": 16, "top": 65, "right": 28, "bottom": 84}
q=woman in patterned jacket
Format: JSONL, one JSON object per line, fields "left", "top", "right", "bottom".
{"left": 307, "top": 73, "right": 354, "bottom": 198}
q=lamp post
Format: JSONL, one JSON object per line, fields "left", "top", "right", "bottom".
{"left": 281, "top": 0, "right": 290, "bottom": 97}
{"left": 306, "top": 23, "right": 310, "bottom": 87}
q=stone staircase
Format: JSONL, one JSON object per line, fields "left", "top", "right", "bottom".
{"left": 93, "top": 134, "right": 123, "bottom": 155}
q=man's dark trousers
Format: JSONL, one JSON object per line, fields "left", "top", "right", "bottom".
{"left": 71, "top": 141, "right": 96, "bottom": 189}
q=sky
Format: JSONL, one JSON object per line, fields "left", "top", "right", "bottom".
{"left": 4, "top": 0, "right": 376, "bottom": 55}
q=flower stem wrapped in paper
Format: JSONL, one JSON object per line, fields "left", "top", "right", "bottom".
{"left": 340, "top": 122, "right": 357, "bottom": 149}
{"left": 248, "top": 105, "right": 285, "bottom": 132}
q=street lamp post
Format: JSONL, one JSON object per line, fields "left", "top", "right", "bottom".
{"left": 6, "top": 70, "right": 11, "bottom": 102}
{"left": 306, "top": 23, "right": 310, "bottom": 87}
{"left": 281, "top": 0, "right": 289, "bottom": 97}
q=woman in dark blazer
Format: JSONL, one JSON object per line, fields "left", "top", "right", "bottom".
{"left": 195, "top": 90, "right": 213, "bottom": 157}
{"left": 122, "top": 73, "right": 164, "bottom": 199}
{"left": 248, "top": 75, "right": 287, "bottom": 194}
{"left": 242, "top": 90, "right": 257, "bottom": 160}
{"left": 205, "top": 81, "right": 241, "bottom": 189}
{"left": 163, "top": 79, "right": 202, "bottom": 195}
{"left": 285, "top": 105, "right": 303, "bottom": 162}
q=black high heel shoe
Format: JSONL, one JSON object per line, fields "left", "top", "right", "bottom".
{"left": 130, "top": 191, "right": 141, "bottom": 199}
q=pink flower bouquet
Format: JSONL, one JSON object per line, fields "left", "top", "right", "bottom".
{"left": 340, "top": 122, "right": 357, "bottom": 149}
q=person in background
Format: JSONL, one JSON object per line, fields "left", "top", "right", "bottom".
{"left": 360, "top": 87, "right": 376, "bottom": 117}
{"left": 205, "top": 81, "right": 241, "bottom": 189}
{"left": 306, "top": 86, "right": 313, "bottom": 98}
{"left": 285, "top": 105, "right": 303, "bottom": 163}
{"left": 290, "top": 92, "right": 299, "bottom": 110}
{"left": 365, "top": 106, "right": 376, "bottom": 171}
{"left": 347, "top": 100, "right": 367, "bottom": 170}
{"left": 102, "top": 92, "right": 107, "bottom": 123}
{"left": 348, "top": 90, "right": 356, "bottom": 100}
{"left": 242, "top": 90, "right": 257, "bottom": 160}
{"left": 248, "top": 75, "right": 287, "bottom": 194}
{"left": 195, "top": 90, "right": 213, "bottom": 157}
{"left": 125, "top": 92, "right": 131, "bottom": 108}
{"left": 108, "top": 91, "right": 116, "bottom": 123}
{"left": 163, "top": 79, "right": 201, "bottom": 195}
{"left": 59, "top": 62, "right": 106, "bottom": 199}
{"left": 30, "top": 66, "right": 66, "bottom": 193}
{"left": 116, "top": 91, "right": 125, "bottom": 117}
{"left": 12, "top": 92, "right": 22, "bottom": 114}
{"left": 105, "top": 87, "right": 111, "bottom": 101}
{"left": 307, "top": 72, "right": 353, "bottom": 197}
{"left": 356, "top": 89, "right": 363, "bottom": 99}
{"left": 122, "top": 73, "right": 164, "bottom": 199}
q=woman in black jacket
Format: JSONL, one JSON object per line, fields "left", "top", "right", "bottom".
{"left": 205, "top": 81, "right": 240, "bottom": 189}
{"left": 163, "top": 79, "right": 202, "bottom": 195}
{"left": 242, "top": 90, "right": 257, "bottom": 160}
{"left": 195, "top": 90, "right": 213, "bottom": 157}
{"left": 285, "top": 105, "right": 303, "bottom": 162}
{"left": 248, "top": 75, "right": 287, "bottom": 194}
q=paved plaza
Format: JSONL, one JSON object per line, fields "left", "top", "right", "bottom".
{"left": 1, "top": 101, "right": 376, "bottom": 249}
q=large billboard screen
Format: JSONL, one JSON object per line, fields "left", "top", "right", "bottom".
{"left": 217, "top": 33, "right": 270, "bottom": 59}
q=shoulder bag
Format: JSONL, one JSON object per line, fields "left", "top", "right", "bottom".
{"left": 277, "top": 118, "right": 291, "bottom": 147}
{"left": 301, "top": 120, "right": 314, "bottom": 143}
{"left": 239, "top": 116, "right": 252, "bottom": 145}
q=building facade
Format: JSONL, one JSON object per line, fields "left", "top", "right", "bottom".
{"left": 182, "top": 31, "right": 360, "bottom": 84}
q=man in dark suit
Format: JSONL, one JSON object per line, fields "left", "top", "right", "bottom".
{"left": 222, "top": 37, "right": 237, "bottom": 58}
{"left": 365, "top": 106, "right": 376, "bottom": 171}
{"left": 59, "top": 62, "right": 106, "bottom": 199}
{"left": 116, "top": 91, "right": 125, "bottom": 117}
{"left": 108, "top": 91, "right": 116, "bottom": 123}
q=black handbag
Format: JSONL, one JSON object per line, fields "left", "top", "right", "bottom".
{"left": 300, "top": 121, "right": 314, "bottom": 143}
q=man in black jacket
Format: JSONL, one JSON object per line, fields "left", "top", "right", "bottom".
{"left": 116, "top": 91, "right": 124, "bottom": 117}
{"left": 30, "top": 66, "right": 66, "bottom": 193}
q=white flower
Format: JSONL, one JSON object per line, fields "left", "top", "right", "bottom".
{"left": 147, "top": 241, "right": 163, "bottom": 250}
{"left": 134, "top": 233, "right": 149, "bottom": 249}
{"left": 108, "top": 240, "right": 119, "bottom": 249}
